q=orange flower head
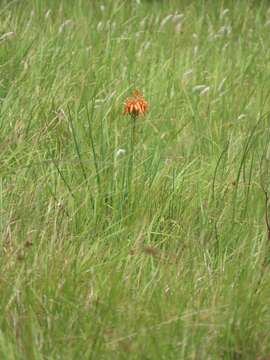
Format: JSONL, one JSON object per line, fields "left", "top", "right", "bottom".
{"left": 124, "top": 90, "right": 148, "bottom": 117}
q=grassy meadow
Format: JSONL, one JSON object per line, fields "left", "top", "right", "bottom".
{"left": 1, "top": 0, "right": 270, "bottom": 358}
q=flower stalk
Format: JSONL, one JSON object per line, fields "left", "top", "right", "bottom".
{"left": 123, "top": 90, "right": 148, "bottom": 197}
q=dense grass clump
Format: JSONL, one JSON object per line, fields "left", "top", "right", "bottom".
{"left": 1, "top": 0, "right": 270, "bottom": 358}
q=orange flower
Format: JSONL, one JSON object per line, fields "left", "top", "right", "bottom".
{"left": 124, "top": 90, "right": 148, "bottom": 117}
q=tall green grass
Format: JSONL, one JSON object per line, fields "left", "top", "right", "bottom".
{"left": 1, "top": 0, "right": 270, "bottom": 358}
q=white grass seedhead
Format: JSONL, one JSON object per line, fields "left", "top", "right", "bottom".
{"left": 0, "top": 32, "right": 15, "bottom": 42}
{"left": 115, "top": 149, "right": 126, "bottom": 158}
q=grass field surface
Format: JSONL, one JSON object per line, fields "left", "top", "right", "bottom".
{"left": 1, "top": 0, "right": 270, "bottom": 358}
